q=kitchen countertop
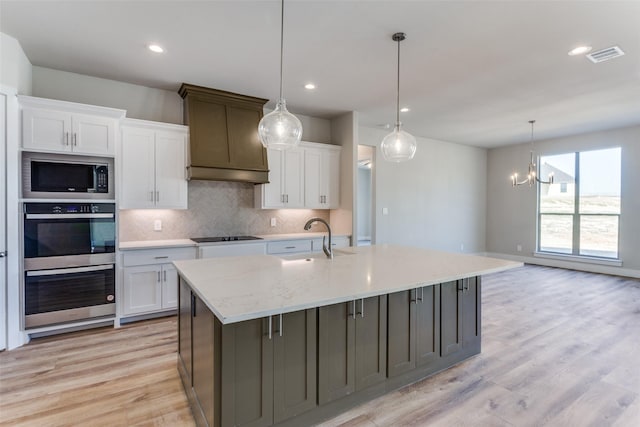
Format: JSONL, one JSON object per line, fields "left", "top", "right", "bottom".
{"left": 119, "top": 239, "right": 197, "bottom": 250}
{"left": 256, "top": 232, "right": 350, "bottom": 241}
{"left": 119, "top": 233, "right": 351, "bottom": 250}
{"left": 174, "top": 244, "right": 522, "bottom": 325}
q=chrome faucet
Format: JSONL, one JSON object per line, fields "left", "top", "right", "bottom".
{"left": 304, "top": 217, "right": 333, "bottom": 259}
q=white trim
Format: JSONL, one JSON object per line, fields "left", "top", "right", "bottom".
{"left": 17, "top": 95, "right": 126, "bottom": 119}
{"left": 121, "top": 117, "right": 187, "bottom": 132}
{"left": 485, "top": 252, "right": 640, "bottom": 279}
{"left": 1, "top": 85, "right": 30, "bottom": 349}
{"left": 533, "top": 251, "right": 622, "bottom": 267}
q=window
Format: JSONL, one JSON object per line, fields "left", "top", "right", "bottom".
{"left": 538, "top": 147, "right": 621, "bottom": 259}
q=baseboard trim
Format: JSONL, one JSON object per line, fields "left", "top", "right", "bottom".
{"left": 484, "top": 252, "right": 640, "bottom": 279}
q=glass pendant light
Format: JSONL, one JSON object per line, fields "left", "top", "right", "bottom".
{"left": 258, "top": 0, "right": 302, "bottom": 150}
{"left": 381, "top": 32, "right": 416, "bottom": 162}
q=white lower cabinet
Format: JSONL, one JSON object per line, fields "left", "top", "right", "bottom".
{"left": 121, "top": 247, "right": 195, "bottom": 317}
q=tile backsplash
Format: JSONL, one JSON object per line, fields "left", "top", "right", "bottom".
{"left": 119, "top": 181, "right": 331, "bottom": 241}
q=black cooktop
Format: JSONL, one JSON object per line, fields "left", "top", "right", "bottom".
{"left": 191, "top": 236, "right": 263, "bottom": 243}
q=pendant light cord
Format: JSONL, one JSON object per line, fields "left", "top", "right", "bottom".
{"left": 396, "top": 36, "right": 401, "bottom": 126}
{"left": 279, "top": 0, "right": 285, "bottom": 101}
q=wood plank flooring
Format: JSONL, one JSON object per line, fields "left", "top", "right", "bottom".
{"left": 1, "top": 265, "right": 639, "bottom": 426}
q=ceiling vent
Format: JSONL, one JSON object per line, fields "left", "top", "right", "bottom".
{"left": 586, "top": 46, "right": 625, "bottom": 63}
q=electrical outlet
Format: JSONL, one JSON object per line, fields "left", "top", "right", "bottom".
{"left": 270, "top": 217, "right": 277, "bottom": 227}
{"left": 516, "top": 244, "right": 522, "bottom": 252}
{"left": 382, "top": 207, "right": 389, "bottom": 215}
{"left": 154, "top": 219, "right": 162, "bottom": 231}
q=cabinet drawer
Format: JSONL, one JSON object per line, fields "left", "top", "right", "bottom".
{"left": 312, "top": 236, "right": 350, "bottom": 252}
{"left": 267, "top": 240, "right": 313, "bottom": 254}
{"left": 199, "top": 243, "right": 267, "bottom": 258}
{"left": 122, "top": 247, "right": 196, "bottom": 266}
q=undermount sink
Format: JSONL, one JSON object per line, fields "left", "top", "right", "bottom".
{"left": 277, "top": 250, "right": 352, "bottom": 261}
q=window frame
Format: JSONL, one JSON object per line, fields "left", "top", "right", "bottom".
{"left": 536, "top": 148, "right": 621, "bottom": 261}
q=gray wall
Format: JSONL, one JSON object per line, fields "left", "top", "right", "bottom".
{"left": 357, "top": 167, "right": 372, "bottom": 239}
{"left": 487, "top": 124, "right": 640, "bottom": 274}
{"left": 359, "top": 126, "right": 487, "bottom": 253}
{"left": 1, "top": 33, "right": 32, "bottom": 94}
{"left": 32, "top": 66, "right": 332, "bottom": 143}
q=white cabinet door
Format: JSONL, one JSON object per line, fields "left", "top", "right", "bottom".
{"left": 123, "top": 265, "right": 163, "bottom": 315}
{"left": 324, "top": 149, "right": 341, "bottom": 208}
{"left": 283, "top": 148, "right": 304, "bottom": 208}
{"left": 155, "top": 132, "right": 187, "bottom": 209}
{"left": 304, "top": 149, "right": 323, "bottom": 208}
{"left": 22, "top": 108, "right": 72, "bottom": 152}
{"left": 262, "top": 147, "right": 285, "bottom": 208}
{"left": 304, "top": 147, "right": 340, "bottom": 209}
{"left": 161, "top": 264, "right": 179, "bottom": 309}
{"left": 72, "top": 113, "right": 116, "bottom": 156}
{"left": 120, "top": 128, "right": 156, "bottom": 209}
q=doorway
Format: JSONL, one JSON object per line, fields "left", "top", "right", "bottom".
{"left": 356, "top": 145, "right": 374, "bottom": 246}
{"left": 1, "top": 92, "right": 7, "bottom": 350}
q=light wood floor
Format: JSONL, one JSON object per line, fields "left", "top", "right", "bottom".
{"left": 2, "top": 265, "right": 639, "bottom": 426}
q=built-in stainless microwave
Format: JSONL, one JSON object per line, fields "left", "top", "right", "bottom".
{"left": 23, "top": 152, "right": 114, "bottom": 199}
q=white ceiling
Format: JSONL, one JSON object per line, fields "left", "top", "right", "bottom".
{"left": 2, "top": 1, "right": 639, "bottom": 148}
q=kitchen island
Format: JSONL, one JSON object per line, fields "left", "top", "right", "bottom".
{"left": 174, "top": 245, "right": 521, "bottom": 427}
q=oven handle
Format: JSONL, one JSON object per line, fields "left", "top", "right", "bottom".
{"left": 25, "top": 213, "right": 115, "bottom": 220}
{"left": 26, "top": 264, "right": 114, "bottom": 277}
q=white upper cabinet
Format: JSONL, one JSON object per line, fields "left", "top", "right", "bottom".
{"left": 19, "top": 96, "right": 125, "bottom": 156}
{"left": 256, "top": 147, "right": 305, "bottom": 209}
{"left": 304, "top": 145, "right": 341, "bottom": 209}
{"left": 120, "top": 119, "right": 188, "bottom": 209}
{"left": 256, "top": 142, "right": 341, "bottom": 210}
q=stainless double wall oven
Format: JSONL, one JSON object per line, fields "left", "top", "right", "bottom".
{"left": 23, "top": 202, "right": 116, "bottom": 328}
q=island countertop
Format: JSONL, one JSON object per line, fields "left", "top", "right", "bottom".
{"left": 173, "top": 244, "right": 522, "bottom": 325}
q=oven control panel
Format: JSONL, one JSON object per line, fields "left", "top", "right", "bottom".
{"left": 24, "top": 203, "right": 116, "bottom": 214}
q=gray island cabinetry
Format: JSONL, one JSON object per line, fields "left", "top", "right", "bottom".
{"left": 174, "top": 245, "right": 521, "bottom": 427}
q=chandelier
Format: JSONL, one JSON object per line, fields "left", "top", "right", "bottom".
{"left": 510, "top": 120, "right": 554, "bottom": 187}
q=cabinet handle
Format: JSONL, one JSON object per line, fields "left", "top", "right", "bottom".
{"left": 154, "top": 256, "right": 169, "bottom": 259}
{"left": 156, "top": 191, "right": 160, "bottom": 202}
{"left": 279, "top": 314, "right": 283, "bottom": 337}
{"left": 157, "top": 271, "right": 161, "bottom": 282}
{"left": 163, "top": 270, "right": 167, "bottom": 282}
{"left": 285, "top": 194, "right": 289, "bottom": 203}
{"left": 351, "top": 300, "right": 356, "bottom": 319}
{"left": 410, "top": 289, "right": 417, "bottom": 303}
{"left": 73, "top": 133, "right": 77, "bottom": 146}
{"left": 281, "top": 194, "right": 284, "bottom": 203}
{"left": 285, "top": 246, "right": 296, "bottom": 249}
{"left": 192, "top": 294, "right": 196, "bottom": 317}
{"left": 356, "top": 298, "right": 364, "bottom": 318}
{"left": 149, "top": 191, "right": 154, "bottom": 202}
{"left": 417, "top": 287, "right": 423, "bottom": 303}
{"left": 65, "top": 132, "right": 70, "bottom": 146}
{"left": 267, "top": 316, "right": 272, "bottom": 340}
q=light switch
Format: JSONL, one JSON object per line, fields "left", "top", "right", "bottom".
{"left": 270, "top": 217, "right": 277, "bottom": 227}
{"left": 154, "top": 219, "right": 162, "bottom": 231}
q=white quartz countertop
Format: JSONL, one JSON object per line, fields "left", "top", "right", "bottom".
{"left": 174, "top": 244, "right": 522, "bottom": 325}
{"left": 119, "top": 233, "right": 351, "bottom": 250}
{"left": 119, "top": 239, "right": 197, "bottom": 250}
{"left": 256, "top": 232, "right": 350, "bottom": 241}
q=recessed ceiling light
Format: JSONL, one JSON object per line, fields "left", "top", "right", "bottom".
{"left": 304, "top": 83, "right": 316, "bottom": 90}
{"left": 568, "top": 45, "right": 592, "bottom": 56}
{"left": 400, "top": 107, "right": 410, "bottom": 113}
{"left": 148, "top": 44, "right": 164, "bottom": 54}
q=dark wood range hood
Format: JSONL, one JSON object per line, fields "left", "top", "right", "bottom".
{"left": 178, "top": 83, "right": 269, "bottom": 184}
